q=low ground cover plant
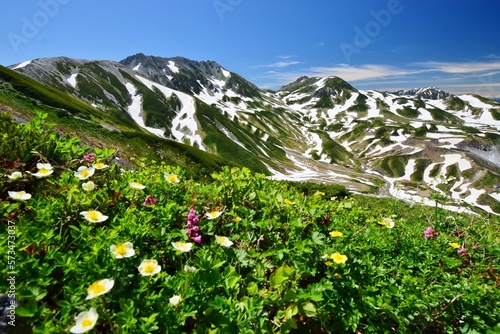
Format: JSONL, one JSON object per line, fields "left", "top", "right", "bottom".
{"left": 1, "top": 113, "right": 500, "bottom": 333}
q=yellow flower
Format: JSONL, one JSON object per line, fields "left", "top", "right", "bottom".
{"left": 331, "top": 252, "right": 348, "bottom": 264}
{"left": 74, "top": 166, "right": 95, "bottom": 180}
{"left": 325, "top": 261, "right": 332, "bottom": 266}
{"left": 80, "top": 210, "right": 108, "bottom": 223}
{"left": 334, "top": 273, "right": 342, "bottom": 279}
{"left": 329, "top": 231, "right": 343, "bottom": 237}
{"left": 82, "top": 181, "right": 95, "bottom": 191}
{"left": 31, "top": 163, "right": 54, "bottom": 178}
{"left": 171, "top": 241, "right": 193, "bottom": 252}
{"left": 129, "top": 181, "right": 145, "bottom": 190}
{"left": 164, "top": 173, "right": 180, "bottom": 184}
{"left": 313, "top": 191, "right": 325, "bottom": 197}
{"left": 215, "top": 235, "right": 233, "bottom": 247}
{"left": 93, "top": 162, "right": 109, "bottom": 170}
{"left": 138, "top": 259, "right": 161, "bottom": 276}
{"left": 85, "top": 279, "right": 114, "bottom": 300}
{"left": 378, "top": 217, "right": 395, "bottom": 228}
{"left": 284, "top": 199, "right": 295, "bottom": 205}
{"left": 8, "top": 191, "right": 31, "bottom": 201}
{"left": 233, "top": 217, "right": 242, "bottom": 222}
{"left": 449, "top": 242, "right": 460, "bottom": 249}
{"left": 69, "top": 307, "right": 98, "bottom": 333}
{"left": 206, "top": 210, "right": 222, "bottom": 219}
{"left": 110, "top": 242, "right": 135, "bottom": 258}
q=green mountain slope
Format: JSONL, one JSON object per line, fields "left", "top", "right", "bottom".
{"left": 0, "top": 65, "right": 234, "bottom": 176}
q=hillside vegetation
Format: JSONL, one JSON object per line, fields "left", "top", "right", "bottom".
{"left": 1, "top": 113, "right": 499, "bottom": 333}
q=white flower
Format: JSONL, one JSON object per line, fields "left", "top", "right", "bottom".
{"left": 82, "top": 181, "right": 95, "bottom": 191}
{"left": 169, "top": 295, "right": 182, "bottom": 306}
{"left": 164, "top": 173, "right": 180, "bottom": 184}
{"left": 206, "top": 210, "right": 222, "bottom": 219}
{"left": 31, "top": 163, "right": 53, "bottom": 178}
{"left": 80, "top": 210, "right": 108, "bottom": 223}
{"left": 8, "top": 191, "right": 31, "bottom": 201}
{"left": 378, "top": 217, "right": 395, "bottom": 229}
{"left": 184, "top": 265, "right": 197, "bottom": 273}
{"left": 74, "top": 166, "right": 95, "bottom": 180}
{"left": 215, "top": 235, "right": 233, "bottom": 247}
{"left": 129, "top": 182, "right": 145, "bottom": 190}
{"left": 7, "top": 171, "right": 23, "bottom": 180}
{"left": 69, "top": 307, "right": 98, "bottom": 333}
{"left": 86, "top": 279, "right": 114, "bottom": 300}
{"left": 110, "top": 242, "right": 135, "bottom": 258}
{"left": 171, "top": 241, "right": 193, "bottom": 252}
{"left": 138, "top": 259, "right": 161, "bottom": 276}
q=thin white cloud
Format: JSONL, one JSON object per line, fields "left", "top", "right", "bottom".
{"left": 277, "top": 55, "right": 297, "bottom": 59}
{"left": 483, "top": 54, "right": 500, "bottom": 59}
{"left": 307, "top": 64, "right": 424, "bottom": 82}
{"left": 254, "top": 61, "right": 303, "bottom": 69}
{"left": 411, "top": 60, "right": 500, "bottom": 74}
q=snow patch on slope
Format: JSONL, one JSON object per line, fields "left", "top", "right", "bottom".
{"left": 12, "top": 60, "right": 32, "bottom": 69}
{"left": 135, "top": 75, "right": 205, "bottom": 150}
{"left": 167, "top": 61, "right": 179, "bottom": 73}
{"left": 67, "top": 73, "right": 78, "bottom": 88}
{"left": 124, "top": 83, "right": 165, "bottom": 137}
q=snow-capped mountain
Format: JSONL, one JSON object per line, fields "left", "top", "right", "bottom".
{"left": 7, "top": 54, "right": 500, "bottom": 215}
{"left": 391, "top": 87, "right": 451, "bottom": 100}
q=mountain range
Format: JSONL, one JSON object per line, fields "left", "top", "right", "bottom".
{"left": 1, "top": 53, "right": 500, "bottom": 215}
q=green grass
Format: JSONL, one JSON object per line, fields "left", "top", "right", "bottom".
{"left": 397, "top": 106, "right": 420, "bottom": 118}
{"left": 347, "top": 93, "right": 368, "bottom": 114}
{"left": 411, "top": 159, "right": 432, "bottom": 182}
{"left": 446, "top": 96, "right": 465, "bottom": 110}
{"left": 427, "top": 107, "right": 462, "bottom": 123}
{"left": 379, "top": 156, "right": 407, "bottom": 177}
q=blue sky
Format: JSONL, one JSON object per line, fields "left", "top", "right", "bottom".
{"left": 1, "top": 0, "right": 500, "bottom": 97}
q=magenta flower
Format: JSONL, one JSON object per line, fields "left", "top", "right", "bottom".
{"left": 143, "top": 195, "right": 157, "bottom": 206}
{"left": 84, "top": 153, "right": 96, "bottom": 163}
{"left": 186, "top": 209, "right": 202, "bottom": 244}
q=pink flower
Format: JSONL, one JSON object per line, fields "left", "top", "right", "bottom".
{"left": 457, "top": 248, "right": 469, "bottom": 257}
{"left": 424, "top": 227, "right": 439, "bottom": 239}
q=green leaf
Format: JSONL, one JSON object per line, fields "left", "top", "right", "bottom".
{"left": 247, "top": 282, "right": 258, "bottom": 295}
{"left": 16, "top": 300, "right": 37, "bottom": 317}
{"left": 283, "top": 289, "right": 298, "bottom": 302}
{"left": 299, "top": 302, "right": 317, "bottom": 317}
{"left": 224, "top": 266, "right": 241, "bottom": 290}
{"left": 285, "top": 303, "right": 299, "bottom": 319}
{"left": 269, "top": 265, "right": 294, "bottom": 289}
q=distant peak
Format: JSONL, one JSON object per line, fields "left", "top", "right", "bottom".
{"left": 391, "top": 86, "right": 451, "bottom": 100}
